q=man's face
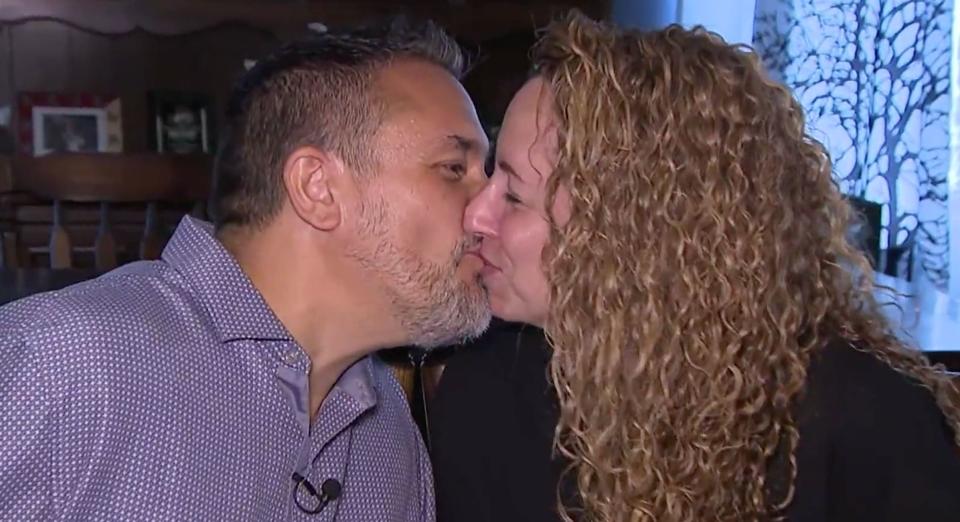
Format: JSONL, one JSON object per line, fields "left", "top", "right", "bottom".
{"left": 346, "top": 59, "right": 491, "bottom": 348}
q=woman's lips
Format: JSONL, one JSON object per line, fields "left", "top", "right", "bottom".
{"left": 477, "top": 252, "right": 501, "bottom": 274}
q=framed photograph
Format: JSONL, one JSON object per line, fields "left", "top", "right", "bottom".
{"left": 148, "top": 91, "right": 214, "bottom": 154}
{"left": 18, "top": 93, "right": 123, "bottom": 156}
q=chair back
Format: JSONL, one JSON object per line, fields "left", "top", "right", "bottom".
{"left": 7, "top": 153, "right": 211, "bottom": 270}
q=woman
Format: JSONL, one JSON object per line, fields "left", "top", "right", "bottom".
{"left": 451, "top": 11, "right": 960, "bottom": 522}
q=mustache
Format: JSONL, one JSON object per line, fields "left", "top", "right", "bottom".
{"left": 451, "top": 236, "right": 480, "bottom": 262}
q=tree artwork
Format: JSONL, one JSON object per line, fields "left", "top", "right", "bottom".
{"left": 754, "top": 0, "right": 953, "bottom": 287}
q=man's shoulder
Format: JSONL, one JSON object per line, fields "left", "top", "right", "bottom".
{"left": 369, "top": 354, "right": 411, "bottom": 405}
{"left": 0, "top": 261, "right": 203, "bottom": 355}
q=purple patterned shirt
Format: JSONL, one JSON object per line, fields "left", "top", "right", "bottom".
{"left": 0, "top": 217, "right": 434, "bottom": 521}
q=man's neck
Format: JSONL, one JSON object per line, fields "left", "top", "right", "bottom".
{"left": 219, "top": 224, "right": 405, "bottom": 419}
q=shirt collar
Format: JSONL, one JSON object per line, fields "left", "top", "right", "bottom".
{"left": 337, "top": 356, "right": 379, "bottom": 410}
{"left": 162, "top": 216, "right": 378, "bottom": 408}
{"left": 161, "top": 216, "right": 292, "bottom": 343}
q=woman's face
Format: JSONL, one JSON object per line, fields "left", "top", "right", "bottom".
{"left": 464, "top": 77, "right": 570, "bottom": 327}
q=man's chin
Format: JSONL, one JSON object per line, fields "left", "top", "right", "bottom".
{"left": 464, "top": 307, "right": 493, "bottom": 339}
{"left": 421, "top": 315, "right": 491, "bottom": 350}
{"left": 409, "top": 298, "right": 492, "bottom": 350}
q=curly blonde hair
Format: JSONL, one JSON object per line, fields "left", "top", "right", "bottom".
{"left": 534, "top": 12, "right": 960, "bottom": 522}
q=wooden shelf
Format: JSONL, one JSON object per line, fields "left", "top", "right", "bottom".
{"left": 0, "top": 0, "right": 598, "bottom": 40}
{"left": 11, "top": 153, "right": 212, "bottom": 203}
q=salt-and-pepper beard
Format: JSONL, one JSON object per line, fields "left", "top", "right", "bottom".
{"left": 348, "top": 193, "right": 491, "bottom": 349}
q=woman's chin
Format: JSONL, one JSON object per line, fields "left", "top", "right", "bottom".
{"left": 491, "top": 299, "right": 545, "bottom": 328}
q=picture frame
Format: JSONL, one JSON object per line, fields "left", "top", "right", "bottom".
{"left": 17, "top": 92, "right": 123, "bottom": 156}
{"left": 148, "top": 91, "right": 214, "bottom": 155}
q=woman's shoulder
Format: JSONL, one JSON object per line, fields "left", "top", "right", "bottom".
{"left": 798, "top": 338, "right": 955, "bottom": 439}
{"left": 802, "top": 339, "right": 947, "bottom": 422}
{"left": 788, "top": 338, "right": 960, "bottom": 520}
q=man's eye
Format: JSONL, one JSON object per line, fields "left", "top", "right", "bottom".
{"left": 444, "top": 163, "right": 466, "bottom": 178}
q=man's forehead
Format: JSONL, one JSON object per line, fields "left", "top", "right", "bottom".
{"left": 376, "top": 59, "right": 466, "bottom": 111}
{"left": 381, "top": 99, "right": 487, "bottom": 153}
{"left": 384, "top": 86, "right": 475, "bottom": 122}
{"left": 373, "top": 61, "right": 486, "bottom": 153}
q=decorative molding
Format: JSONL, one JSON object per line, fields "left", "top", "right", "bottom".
{"left": 0, "top": 0, "right": 287, "bottom": 37}
{"left": 0, "top": 0, "right": 581, "bottom": 40}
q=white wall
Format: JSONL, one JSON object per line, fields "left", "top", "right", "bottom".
{"left": 610, "top": 0, "right": 679, "bottom": 30}
{"left": 611, "top": 0, "right": 758, "bottom": 46}
{"left": 678, "top": 0, "right": 758, "bottom": 45}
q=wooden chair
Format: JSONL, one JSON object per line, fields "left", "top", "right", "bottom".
{"left": 379, "top": 345, "right": 454, "bottom": 449}
{"left": 0, "top": 157, "right": 17, "bottom": 269}
{"left": 9, "top": 153, "right": 211, "bottom": 270}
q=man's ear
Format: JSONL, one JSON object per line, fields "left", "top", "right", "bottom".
{"left": 282, "top": 146, "right": 348, "bottom": 231}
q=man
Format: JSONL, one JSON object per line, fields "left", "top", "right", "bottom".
{"left": 0, "top": 20, "right": 490, "bottom": 520}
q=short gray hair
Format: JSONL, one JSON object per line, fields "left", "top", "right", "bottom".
{"left": 211, "top": 18, "right": 465, "bottom": 229}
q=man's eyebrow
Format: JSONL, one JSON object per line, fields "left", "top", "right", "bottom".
{"left": 443, "top": 134, "right": 488, "bottom": 156}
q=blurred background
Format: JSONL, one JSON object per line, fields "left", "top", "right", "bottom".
{"left": 0, "top": 0, "right": 958, "bottom": 367}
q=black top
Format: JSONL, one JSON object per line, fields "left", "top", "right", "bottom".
{"left": 430, "top": 320, "right": 569, "bottom": 522}
{"left": 430, "top": 323, "right": 960, "bottom": 522}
